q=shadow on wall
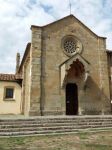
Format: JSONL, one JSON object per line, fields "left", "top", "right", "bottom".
{"left": 82, "top": 76, "right": 111, "bottom": 115}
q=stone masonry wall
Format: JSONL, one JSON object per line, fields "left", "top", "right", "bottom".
{"left": 29, "top": 27, "right": 42, "bottom": 116}
{"left": 40, "top": 16, "right": 111, "bottom": 115}
{"left": 29, "top": 15, "right": 111, "bottom": 115}
{"left": 97, "top": 38, "right": 111, "bottom": 114}
{"left": 24, "top": 59, "right": 30, "bottom": 116}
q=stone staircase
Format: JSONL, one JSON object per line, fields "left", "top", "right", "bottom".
{"left": 0, "top": 115, "right": 112, "bottom": 137}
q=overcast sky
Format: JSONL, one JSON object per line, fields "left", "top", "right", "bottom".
{"left": 0, "top": 0, "right": 112, "bottom": 73}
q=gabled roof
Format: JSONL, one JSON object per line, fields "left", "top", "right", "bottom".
{"left": 0, "top": 74, "right": 22, "bottom": 81}
{"left": 18, "top": 42, "right": 31, "bottom": 73}
{"left": 31, "top": 14, "right": 106, "bottom": 39}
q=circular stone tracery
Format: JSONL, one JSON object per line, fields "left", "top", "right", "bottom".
{"left": 64, "top": 40, "right": 76, "bottom": 54}
{"left": 62, "top": 36, "right": 83, "bottom": 57}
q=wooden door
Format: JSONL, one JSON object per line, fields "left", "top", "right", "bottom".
{"left": 66, "top": 83, "right": 78, "bottom": 115}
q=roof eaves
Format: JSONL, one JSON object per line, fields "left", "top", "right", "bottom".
{"left": 0, "top": 74, "right": 22, "bottom": 82}
{"left": 106, "top": 49, "right": 112, "bottom": 53}
{"left": 31, "top": 25, "right": 42, "bottom": 30}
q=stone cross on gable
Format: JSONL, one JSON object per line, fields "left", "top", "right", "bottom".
{"left": 69, "top": 0, "right": 72, "bottom": 15}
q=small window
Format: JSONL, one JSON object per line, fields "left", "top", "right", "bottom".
{"left": 5, "top": 88, "right": 14, "bottom": 99}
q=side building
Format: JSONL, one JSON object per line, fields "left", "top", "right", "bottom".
{"left": 0, "top": 74, "right": 22, "bottom": 114}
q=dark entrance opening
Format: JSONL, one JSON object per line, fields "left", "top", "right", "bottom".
{"left": 66, "top": 83, "right": 78, "bottom": 115}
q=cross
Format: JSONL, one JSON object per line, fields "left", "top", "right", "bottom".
{"left": 69, "top": 0, "right": 71, "bottom": 14}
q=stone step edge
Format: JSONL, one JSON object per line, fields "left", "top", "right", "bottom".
{"left": 0, "top": 116, "right": 112, "bottom": 121}
{"left": 0, "top": 122, "right": 112, "bottom": 128}
{"left": 0, "top": 119, "right": 112, "bottom": 124}
{"left": 0, "top": 124, "right": 112, "bottom": 132}
{"left": 0, "top": 127, "right": 112, "bottom": 137}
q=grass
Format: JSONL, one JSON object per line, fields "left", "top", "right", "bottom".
{"left": 85, "top": 144, "right": 112, "bottom": 150}
{"left": 0, "top": 129, "right": 112, "bottom": 150}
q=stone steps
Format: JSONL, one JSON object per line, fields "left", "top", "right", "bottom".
{"left": 0, "top": 126, "right": 111, "bottom": 137}
{"left": 0, "top": 120, "right": 112, "bottom": 129}
{"left": 0, "top": 118, "right": 112, "bottom": 124}
{"left": 0, "top": 124, "right": 112, "bottom": 132}
{"left": 0, "top": 116, "right": 112, "bottom": 137}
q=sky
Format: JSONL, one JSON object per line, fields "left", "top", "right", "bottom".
{"left": 0, "top": 0, "right": 112, "bottom": 73}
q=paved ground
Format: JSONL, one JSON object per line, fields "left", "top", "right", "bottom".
{"left": 0, "top": 129, "right": 112, "bottom": 150}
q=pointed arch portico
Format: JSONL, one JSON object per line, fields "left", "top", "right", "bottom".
{"left": 60, "top": 53, "right": 90, "bottom": 88}
{"left": 60, "top": 53, "right": 90, "bottom": 115}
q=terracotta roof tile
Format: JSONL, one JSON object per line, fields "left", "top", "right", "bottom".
{"left": 0, "top": 74, "right": 22, "bottom": 81}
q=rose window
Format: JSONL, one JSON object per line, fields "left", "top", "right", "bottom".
{"left": 64, "top": 40, "right": 76, "bottom": 54}
{"left": 62, "top": 36, "right": 83, "bottom": 56}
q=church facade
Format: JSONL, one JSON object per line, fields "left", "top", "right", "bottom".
{"left": 0, "top": 15, "right": 112, "bottom": 116}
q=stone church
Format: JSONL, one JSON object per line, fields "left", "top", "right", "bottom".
{"left": 0, "top": 15, "right": 112, "bottom": 116}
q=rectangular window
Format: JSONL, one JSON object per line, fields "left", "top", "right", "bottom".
{"left": 5, "top": 88, "right": 14, "bottom": 99}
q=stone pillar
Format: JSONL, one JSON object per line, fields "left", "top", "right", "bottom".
{"left": 29, "top": 26, "right": 42, "bottom": 116}
{"left": 98, "top": 38, "right": 111, "bottom": 114}
{"left": 110, "top": 54, "right": 112, "bottom": 113}
{"left": 16, "top": 53, "right": 20, "bottom": 73}
{"left": 21, "top": 65, "right": 25, "bottom": 114}
{"left": 111, "top": 55, "right": 112, "bottom": 99}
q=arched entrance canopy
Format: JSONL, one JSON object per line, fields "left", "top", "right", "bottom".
{"left": 60, "top": 53, "right": 90, "bottom": 88}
